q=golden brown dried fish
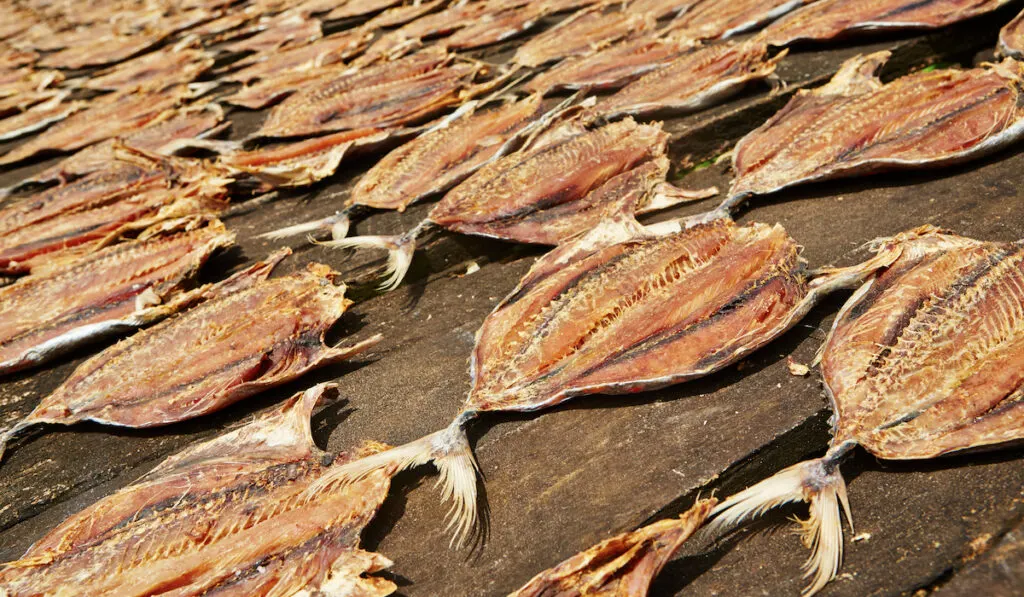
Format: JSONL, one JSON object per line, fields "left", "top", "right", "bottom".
{"left": 0, "top": 220, "right": 233, "bottom": 377}
{"left": 81, "top": 47, "right": 214, "bottom": 92}
{"left": 0, "top": 384, "right": 397, "bottom": 597}
{"left": 663, "top": 0, "right": 813, "bottom": 40}
{"left": 513, "top": 7, "right": 654, "bottom": 68}
{"left": 222, "top": 28, "right": 371, "bottom": 84}
{"left": 37, "top": 28, "right": 168, "bottom": 69}
{"left": 222, "top": 12, "right": 322, "bottom": 54}
{"left": 365, "top": 0, "right": 446, "bottom": 29}
{"left": 511, "top": 499, "right": 716, "bottom": 596}
{"left": 444, "top": 2, "right": 549, "bottom": 51}
{"left": 999, "top": 7, "right": 1024, "bottom": 58}
{"left": 709, "top": 225, "right": 1024, "bottom": 596}
{"left": 0, "top": 92, "right": 83, "bottom": 142}
{"left": 355, "top": 3, "right": 490, "bottom": 65}
{"left": 627, "top": 0, "right": 699, "bottom": 19}
{"left": 764, "top": 0, "right": 1015, "bottom": 47}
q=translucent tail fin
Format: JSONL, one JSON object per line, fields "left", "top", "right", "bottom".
{"left": 308, "top": 415, "right": 480, "bottom": 547}
{"left": 260, "top": 209, "right": 352, "bottom": 241}
{"left": 707, "top": 456, "right": 853, "bottom": 597}
{"left": 317, "top": 221, "right": 427, "bottom": 291}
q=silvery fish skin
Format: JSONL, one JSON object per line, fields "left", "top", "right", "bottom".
{"left": 510, "top": 499, "right": 716, "bottom": 597}
{"left": 0, "top": 384, "right": 397, "bottom": 597}
{"left": 710, "top": 226, "right": 1024, "bottom": 596}
{"left": 728, "top": 52, "right": 1024, "bottom": 203}
{"left": 663, "top": 0, "right": 814, "bottom": 40}
{"left": 0, "top": 256, "right": 382, "bottom": 461}
{"left": 998, "top": 8, "right": 1024, "bottom": 58}
{"left": 592, "top": 39, "right": 784, "bottom": 119}
{"left": 763, "top": 0, "right": 1016, "bottom": 47}
{"left": 512, "top": 7, "right": 654, "bottom": 68}
{"left": 0, "top": 220, "right": 233, "bottom": 377}
{"left": 81, "top": 47, "right": 214, "bottom": 92}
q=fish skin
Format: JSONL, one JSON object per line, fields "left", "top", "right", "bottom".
{"left": 509, "top": 499, "right": 716, "bottom": 596}
{"left": 350, "top": 94, "right": 545, "bottom": 212}
{"left": 764, "top": 0, "right": 1016, "bottom": 47}
{"left": 663, "top": 0, "right": 814, "bottom": 40}
{"left": 81, "top": 47, "right": 214, "bottom": 92}
{"left": 512, "top": 7, "right": 654, "bottom": 68}
{"left": 729, "top": 53, "right": 1024, "bottom": 200}
{"left": 523, "top": 34, "right": 693, "bottom": 95}
{"left": 255, "top": 48, "right": 485, "bottom": 139}
{"left": 0, "top": 384, "right": 396, "bottom": 597}
{"left": 592, "top": 39, "right": 783, "bottom": 119}
{"left": 0, "top": 220, "right": 234, "bottom": 376}
{"left": 999, "top": 8, "right": 1024, "bottom": 58}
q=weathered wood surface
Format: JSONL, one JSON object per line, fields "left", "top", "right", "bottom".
{"left": 2, "top": 5, "right": 1024, "bottom": 596}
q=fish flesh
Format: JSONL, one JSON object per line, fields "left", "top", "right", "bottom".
{"left": 222, "top": 13, "right": 322, "bottom": 54}
{"left": 0, "top": 220, "right": 233, "bottom": 377}
{"left": 726, "top": 52, "right": 1024, "bottom": 208}
{"left": 0, "top": 93, "right": 84, "bottom": 142}
{"left": 510, "top": 498, "right": 716, "bottom": 596}
{"left": 81, "top": 47, "right": 214, "bottom": 92}
{"left": 0, "top": 254, "right": 382, "bottom": 460}
{"left": 523, "top": 34, "right": 693, "bottom": 95}
{"left": 998, "top": 8, "right": 1024, "bottom": 58}
{"left": 444, "top": 2, "right": 549, "bottom": 51}
{"left": 309, "top": 210, "right": 901, "bottom": 544}
{"left": 37, "top": 29, "right": 167, "bottom": 69}
{"left": 265, "top": 93, "right": 551, "bottom": 240}
{"left": 317, "top": 117, "right": 717, "bottom": 290}
{"left": 512, "top": 7, "right": 654, "bottom": 68}
{"left": 709, "top": 225, "right": 1024, "bottom": 595}
{"left": 663, "top": 0, "right": 813, "bottom": 40}
{"left": 0, "top": 84, "right": 202, "bottom": 166}
{"left": 591, "top": 39, "right": 784, "bottom": 119}
{"left": 0, "top": 147, "right": 232, "bottom": 275}
{"left": 255, "top": 48, "right": 490, "bottom": 139}
{"left": 222, "top": 28, "right": 372, "bottom": 84}
{"left": 0, "top": 384, "right": 397, "bottom": 597}
{"left": 763, "top": 0, "right": 1016, "bottom": 47}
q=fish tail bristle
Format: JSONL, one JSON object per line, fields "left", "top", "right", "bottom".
{"left": 379, "top": 232, "right": 418, "bottom": 292}
{"left": 431, "top": 419, "right": 481, "bottom": 549}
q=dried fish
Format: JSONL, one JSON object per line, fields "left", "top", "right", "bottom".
{"left": 445, "top": 2, "right": 549, "bottom": 51}
{"left": 663, "top": 0, "right": 813, "bottom": 40}
{"left": 513, "top": 7, "right": 654, "bottom": 68}
{"left": 0, "top": 84, "right": 202, "bottom": 166}
{"left": 309, "top": 211, "right": 899, "bottom": 544}
{"left": 327, "top": 0, "right": 405, "bottom": 20}
{"left": 523, "top": 34, "right": 693, "bottom": 95}
{"left": 592, "top": 39, "right": 784, "bottom": 119}
{"left": 0, "top": 384, "right": 397, "bottom": 597}
{"left": 763, "top": 0, "right": 1016, "bottom": 47}
{"left": 265, "top": 93, "right": 550, "bottom": 240}
{"left": 81, "top": 47, "right": 214, "bottom": 92}
{"left": 0, "top": 220, "right": 233, "bottom": 377}
{"left": 709, "top": 225, "right": 1024, "bottom": 596}
{"left": 0, "top": 93, "right": 83, "bottom": 142}
{"left": 355, "top": 3, "right": 490, "bottom": 65}
{"left": 225, "top": 67, "right": 342, "bottom": 110}
{"left": 727, "top": 52, "right": 1024, "bottom": 206}
{"left": 511, "top": 499, "right": 716, "bottom": 596}
{"left": 365, "top": 0, "right": 446, "bottom": 29}
{"left": 627, "top": 0, "right": 699, "bottom": 19}
{"left": 222, "top": 13, "right": 322, "bottom": 54}
{"left": 998, "top": 8, "right": 1024, "bottom": 58}
{"left": 317, "top": 117, "right": 716, "bottom": 290}
{"left": 254, "top": 48, "right": 489, "bottom": 139}
{"left": 0, "top": 67, "right": 61, "bottom": 99}
{"left": 0, "top": 255, "right": 382, "bottom": 459}
{"left": 37, "top": 28, "right": 167, "bottom": 69}
{"left": 223, "top": 28, "right": 371, "bottom": 84}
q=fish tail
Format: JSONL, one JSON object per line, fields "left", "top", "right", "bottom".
{"left": 0, "top": 419, "right": 37, "bottom": 465}
{"left": 318, "top": 221, "right": 428, "bottom": 291}
{"left": 259, "top": 208, "right": 352, "bottom": 241}
{"left": 707, "top": 454, "right": 853, "bottom": 597}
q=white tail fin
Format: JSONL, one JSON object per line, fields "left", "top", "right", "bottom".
{"left": 707, "top": 456, "right": 853, "bottom": 597}
{"left": 0, "top": 419, "right": 40, "bottom": 465}
{"left": 260, "top": 210, "right": 352, "bottom": 241}
{"left": 638, "top": 182, "right": 720, "bottom": 214}
{"left": 317, "top": 221, "right": 427, "bottom": 291}
{"left": 308, "top": 415, "right": 481, "bottom": 547}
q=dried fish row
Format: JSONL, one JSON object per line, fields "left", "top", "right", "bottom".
{"left": 512, "top": 6, "right": 654, "bottom": 68}
{"left": 0, "top": 384, "right": 397, "bottom": 597}
{"left": 80, "top": 46, "right": 214, "bottom": 92}
{"left": 709, "top": 226, "right": 1024, "bottom": 596}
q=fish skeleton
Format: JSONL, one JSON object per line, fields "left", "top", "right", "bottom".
{"left": 725, "top": 52, "right": 1024, "bottom": 210}
{"left": 512, "top": 7, "right": 654, "bottom": 68}
{"left": 763, "top": 0, "right": 1016, "bottom": 47}
{"left": 663, "top": 0, "right": 814, "bottom": 40}
{"left": 999, "top": 8, "right": 1024, "bottom": 58}
{"left": 0, "top": 384, "right": 397, "bottom": 597}
{"left": 591, "top": 39, "right": 784, "bottom": 119}
{"left": 81, "top": 47, "right": 214, "bottom": 92}
{"left": 709, "top": 225, "right": 1024, "bottom": 596}
{"left": 0, "top": 254, "right": 382, "bottom": 461}
{"left": 0, "top": 220, "right": 234, "bottom": 377}
{"left": 510, "top": 498, "right": 716, "bottom": 596}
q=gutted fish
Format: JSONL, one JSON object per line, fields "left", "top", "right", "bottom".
{"left": 999, "top": 8, "right": 1024, "bottom": 58}
{"left": 663, "top": 0, "right": 813, "bottom": 40}
{"left": 37, "top": 29, "right": 168, "bottom": 69}
{"left": 0, "top": 254, "right": 381, "bottom": 460}
{"left": 355, "top": 3, "right": 491, "bottom": 65}
{"left": 709, "top": 226, "right": 1024, "bottom": 596}
{"left": 592, "top": 39, "right": 784, "bottom": 119}
{"left": 511, "top": 499, "right": 716, "bottom": 596}
{"left": 0, "top": 384, "right": 397, "bottom": 597}
{"left": 0, "top": 220, "right": 233, "bottom": 377}
{"left": 222, "top": 12, "right": 322, "bottom": 54}
{"left": 365, "top": 0, "right": 447, "bottom": 29}
{"left": 764, "top": 0, "right": 1016, "bottom": 47}
{"left": 628, "top": 0, "right": 700, "bottom": 19}
{"left": 727, "top": 52, "right": 1024, "bottom": 208}
{"left": 445, "top": 2, "right": 549, "bottom": 51}
{"left": 81, "top": 47, "right": 214, "bottom": 92}
{"left": 513, "top": 7, "right": 654, "bottom": 68}
{"left": 222, "top": 28, "right": 372, "bottom": 85}
{"left": 0, "top": 93, "right": 84, "bottom": 142}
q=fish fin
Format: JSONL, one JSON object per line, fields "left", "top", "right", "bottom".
{"left": 317, "top": 222, "right": 427, "bottom": 291}
{"left": 260, "top": 209, "right": 352, "bottom": 241}
{"left": 707, "top": 457, "right": 851, "bottom": 597}
{"left": 307, "top": 416, "right": 481, "bottom": 548}
{"left": 637, "top": 181, "right": 719, "bottom": 214}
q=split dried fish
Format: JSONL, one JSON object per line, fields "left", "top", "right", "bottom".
{"left": 999, "top": 8, "right": 1024, "bottom": 58}
{"left": 222, "top": 28, "right": 372, "bottom": 84}
{"left": 510, "top": 499, "right": 716, "bottom": 596}
{"left": 0, "top": 67, "right": 61, "bottom": 99}
{"left": 327, "top": 0, "right": 405, "bottom": 20}
{"left": 37, "top": 29, "right": 167, "bottom": 69}
{"left": 0, "top": 384, "right": 397, "bottom": 597}
{"left": 317, "top": 117, "right": 716, "bottom": 290}
{"left": 81, "top": 47, "right": 214, "bottom": 92}
{"left": 255, "top": 48, "right": 489, "bottom": 139}
{"left": 523, "top": 34, "right": 693, "bottom": 95}
{"left": 308, "top": 195, "right": 902, "bottom": 545}
{"left": 225, "top": 67, "right": 342, "bottom": 110}
{"left": 266, "top": 93, "right": 551, "bottom": 240}
{"left": 0, "top": 220, "right": 233, "bottom": 377}
{"left": 592, "top": 39, "right": 784, "bottom": 119}
{"left": 513, "top": 7, "right": 654, "bottom": 68}
{"left": 727, "top": 52, "right": 1024, "bottom": 206}
{"left": 0, "top": 255, "right": 382, "bottom": 459}
{"left": 222, "top": 13, "right": 322, "bottom": 54}
{"left": 709, "top": 225, "right": 1024, "bottom": 596}
{"left": 365, "top": 0, "right": 446, "bottom": 29}
{"left": 355, "top": 3, "right": 490, "bottom": 65}
{"left": 444, "top": 2, "right": 549, "bottom": 51}
{"left": 663, "top": 0, "right": 813, "bottom": 40}
{"left": 763, "top": 0, "right": 1015, "bottom": 47}
{"left": 0, "top": 93, "right": 83, "bottom": 142}
{"left": 627, "top": 0, "right": 699, "bottom": 19}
